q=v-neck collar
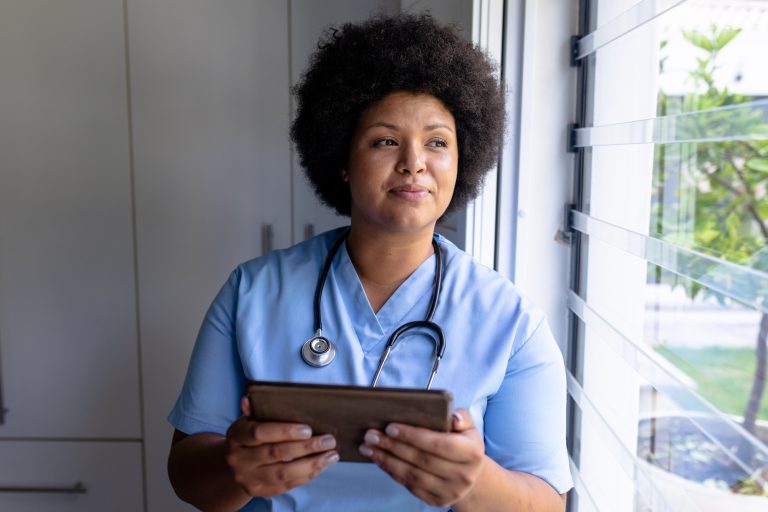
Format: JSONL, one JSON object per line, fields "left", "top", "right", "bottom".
{"left": 333, "top": 242, "right": 437, "bottom": 353}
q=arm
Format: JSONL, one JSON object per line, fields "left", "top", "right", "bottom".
{"left": 168, "top": 430, "right": 251, "bottom": 512}
{"left": 167, "top": 269, "right": 335, "bottom": 509}
{"left": 361, "top": 315, "right": 572, "bottom": 509}
{"left": 359, "top": 409, "right": 565, "bottom": 511}
{"left": 452, "top": 454, "right": 566, "bottom": 512}
{"left": 168, "top": 397, "right": 339, "bottom": 512}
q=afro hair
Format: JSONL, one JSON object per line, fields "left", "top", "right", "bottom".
{"left": 290, "top": 13, "right": 505, "bottom": 216}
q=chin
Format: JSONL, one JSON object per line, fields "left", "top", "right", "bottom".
{"left": 381, "top": 218, "right": 438, "bottom": 235}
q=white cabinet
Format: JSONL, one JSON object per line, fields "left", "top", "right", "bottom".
{"left": 0, "top": 1, "right": 144, "bottom": 510}
{"left": 126, "top": 1, "right": 292, "bottom": 509}
{"left": 0, "top": 1, "right": 141, "bottom": 439}
{"left": 0, "top": 441, "right": 143, "bottom": 512}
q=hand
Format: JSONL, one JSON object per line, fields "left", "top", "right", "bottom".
{"left": 358, "top": 408, "right": 485, "bottom": 508}
{"left": 225, "top": 396, "right": 339, "bottom": 497}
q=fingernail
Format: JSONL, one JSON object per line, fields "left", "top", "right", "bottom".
{"left": 364, "top": 431, "right": 380, "bottom": 445}
{"left": 385, "top": 424, "right": 399, "bottom": 438}
{"left": 320, "top": 435, "right": 336, "bottom": 449}
{"left": 359, "top": 444, "right": 373, "bottom": 457}
{"left": 324, "top": 451, "right": 340, "bottom": 465}
{"left": 452, "top": 412, "right": 462, "bottom": 424}
{"left": 295, "top": 425, "right": 312, "bottom": 439}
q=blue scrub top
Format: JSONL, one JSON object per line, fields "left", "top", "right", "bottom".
{"left": 169, "top": 228, "right": 573, "bottom": 511}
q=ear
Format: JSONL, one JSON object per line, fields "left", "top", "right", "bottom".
{"left": 340, "top": 169, "right": 349, "bottom": 182}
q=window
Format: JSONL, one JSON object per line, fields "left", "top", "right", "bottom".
{"left": 568, "top": 1, "right": 768, "bottom": 511}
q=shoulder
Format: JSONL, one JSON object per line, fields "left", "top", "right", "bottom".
{"left": 437, "top": 234, "right": 546, "bottom": 352}
{"left": 436, "top": 233, "right": 516, "bottom": 296}
{"left": 232, "top": 227, "right": 348, "bottom": 289}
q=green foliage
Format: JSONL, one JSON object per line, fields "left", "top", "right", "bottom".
{"left": 748, "top": 158, "right": 768, "bottom": 173}
{"left": 652, "top": 25, "right": 768, "bottom": 300}
{"left": 653, "top": 23, "right": 768, "bottom": 446}
{"left": 683, "top": 25, "right": 741, "bottom": 54}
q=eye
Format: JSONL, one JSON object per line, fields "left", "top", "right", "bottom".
{"left": 427, "top": 138, "right": 448, "bottom": 148}
{"left": 373, "top": 138, "right": 398, "bottom": 147}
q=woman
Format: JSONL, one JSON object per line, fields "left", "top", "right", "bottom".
{"left": 168, "top": 13, "right": 572, "bottom": 511}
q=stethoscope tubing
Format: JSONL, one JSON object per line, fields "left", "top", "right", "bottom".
{"left": 312, "top": 229, "right": 349, "bottom": 334}
{"left": 301, "top": 228, "right": 446, "bottom": 389}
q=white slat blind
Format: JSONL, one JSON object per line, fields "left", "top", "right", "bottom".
{"left": 568, "top": 1, "right": 768, "bottom": 511}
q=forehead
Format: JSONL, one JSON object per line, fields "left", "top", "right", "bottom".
{"left": 358, "top": 91, "right": 456, "bottom": 127}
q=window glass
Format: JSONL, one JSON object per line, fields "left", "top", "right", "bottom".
{"left": 574, "top": 1, "right": 768, "bottom": 510}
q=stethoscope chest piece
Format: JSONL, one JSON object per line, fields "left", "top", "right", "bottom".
{"left": 299, "top": 229, "right": 445, "bottom": 381}
{"left": 301, "top": 332, "right": 336, "bottom": 367}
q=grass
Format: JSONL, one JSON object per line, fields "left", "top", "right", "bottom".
{"left": 655, "top": 345, "right": 768, "bottom": 421}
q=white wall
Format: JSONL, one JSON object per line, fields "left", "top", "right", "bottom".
{"left": 514, "top": 0, "right": 579, "bottom": 351}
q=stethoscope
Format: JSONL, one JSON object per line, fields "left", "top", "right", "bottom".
{"left": 300, "top": 229, "right": 446, "bottom": 389}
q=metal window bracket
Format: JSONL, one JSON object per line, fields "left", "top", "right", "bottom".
{"left": 570, "top": 35, "right": 582, "bottom": 67}
{"left": 556, "top": 203, "right": 578, "bottom": 245}
{"left": 567, "top": 123, "right": 580, "bottom": 153}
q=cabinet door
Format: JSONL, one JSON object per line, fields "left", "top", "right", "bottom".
{"left": 288, "top": 0, "right": 400, "bottom": 242}
{"left": 0, "top": 441, "right": 143, "bottom": 512}
{"left": 0, "top": 0, "right": 141, "bottom": 438}
{"left": 127, "top": 1, "right": 291, "bottom": 509}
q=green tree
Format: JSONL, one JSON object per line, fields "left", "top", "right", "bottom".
{"left": 653, "top": 25, "right": 768, "bottom": 435}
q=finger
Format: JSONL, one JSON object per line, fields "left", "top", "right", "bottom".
{"left": 235, "top": 450, "right": 339, "bottom": 498}
{"left": 378, "top": 423, "right": 480, "bottom": 463}
{"left": 257, "top": 450, "right": 339, "bottom": 486}
{"left": 367, "top": 446, "right": 448, "bottom": 506}
{"left": 232, "top": 420, "right": 313, "bottom": 447}
{"left": 251, "top": 434, "right": 337, "bottom": 464}
{"left": 361, "top": 430, "right": 459, "bottom": 479}
{"left": 241, "top": 395, "right": 252, "bottom": 417}
{"left": 451, "top": 409, "right": 475, "bottom": 433}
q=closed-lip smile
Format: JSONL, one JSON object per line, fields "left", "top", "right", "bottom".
{"left": 389, "top": 184, "right": 430, "bottom": 201}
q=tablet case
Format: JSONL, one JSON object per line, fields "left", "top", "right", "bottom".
{"left": 246, "top": 381, "right": 453, "bottom": 462}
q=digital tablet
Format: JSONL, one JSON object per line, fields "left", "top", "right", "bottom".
{"left": 246, "top": 381, "right": 453, "bottom": 462}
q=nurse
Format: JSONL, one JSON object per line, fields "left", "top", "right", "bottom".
{"left": 167, "top": 13, "right": 572, "bottom": 512}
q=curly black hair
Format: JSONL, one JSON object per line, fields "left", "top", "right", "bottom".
{"left": 290, "top": 13, "right": 505, "bottom": 216}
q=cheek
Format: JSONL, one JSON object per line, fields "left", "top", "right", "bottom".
{"left": 435, "top": 156, "right": 458, "bottom": 192}
{"left": 433, "top": 148, "right": 458, "bottom": 174}
{"left": 347, "top": 175, "right": 380, "bottom": 204}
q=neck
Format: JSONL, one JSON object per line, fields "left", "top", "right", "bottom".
{"left": 345, "top": 226, "right": 436, "bottom": 312}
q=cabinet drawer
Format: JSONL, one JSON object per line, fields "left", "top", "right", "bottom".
{"left": 0, "top": 441, "right": 143, "bottom": 512}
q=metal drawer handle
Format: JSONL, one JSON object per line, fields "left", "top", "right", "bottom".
{"left": 0, "top": 481, "right": 87, "bottom": 494}
{"left": 261, "top": 223, "right": 274, "bottom": 254}
{"left": 0, "top": 333, "right": 6, "bottom": 424}
{"left": 304, "top": 223, "right": 315, "bottom": 240}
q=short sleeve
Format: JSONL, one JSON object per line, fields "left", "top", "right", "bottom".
{"left": 167, "top": 268, "right": 246, "bottom": 435}
{"left": 483, "top": 317, "right": 573, "bottom": 494}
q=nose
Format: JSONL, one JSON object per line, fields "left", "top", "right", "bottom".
{"left": 396, "top": 142, "right": 426, "bottom": 174}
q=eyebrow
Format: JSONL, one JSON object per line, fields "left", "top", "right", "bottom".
{"left": 363, "top": 122, "right": 455, "bottom": 133}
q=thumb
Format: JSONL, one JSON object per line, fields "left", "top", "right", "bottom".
{"left": 451, "top": 408, "right": 475, "bottom": 433}
{"left": 240, "top": 395, "right": 252, "bottom": 418}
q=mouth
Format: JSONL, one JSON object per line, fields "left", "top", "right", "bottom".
{"left": 389, "top": 184, "right": 430, "bottom": 201}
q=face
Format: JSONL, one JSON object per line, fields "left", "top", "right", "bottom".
{"left": 343, "top": 91, "right": 458, "bottom": 237}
